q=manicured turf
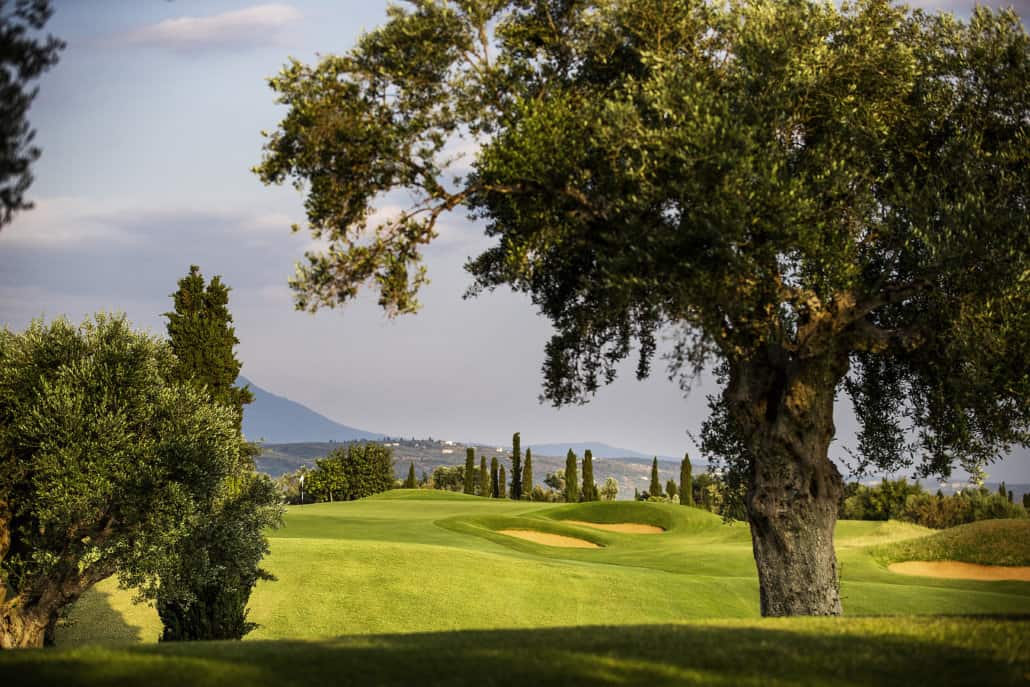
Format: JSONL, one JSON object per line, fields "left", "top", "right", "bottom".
{"left": 874, "top": 519, "right": 1030, "bottom": 567}
{"left": 4, "top": 617, "right": 1028, "bottom": 686}
{"left": 5, "top": 491, "right": 1028, "bottom": 685}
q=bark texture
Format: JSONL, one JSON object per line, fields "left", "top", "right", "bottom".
{"left": 729, "top": 345, "right": 846, "bottom": 616}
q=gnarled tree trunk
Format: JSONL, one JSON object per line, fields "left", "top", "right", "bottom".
{"left": 1, "top": 601, "right": 50, "bottom": 649}
{"left": 728, "top": 346, "right": 847, "bottom": 616}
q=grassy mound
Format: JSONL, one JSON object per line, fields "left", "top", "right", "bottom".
{"left": 874, "top": 519, "right": 1030, "bottom": 567}
{"left": 370, "top": 488, "right": 487, "bottom": 501}
{"left": 6, "top": 617, "right": 1027, "bottom": 687}
{"left": 544, "top": 501, "right": 710, "bottom": 532}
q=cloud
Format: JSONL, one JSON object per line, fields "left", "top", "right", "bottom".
{"left": 122, "top": 4, "right": 302, "bottom": 52}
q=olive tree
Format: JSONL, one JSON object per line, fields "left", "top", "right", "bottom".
{"left": 256, "top": 0, "right": 1030, "bottom": 615}
{"left": 0, "top": 315, "right": 240, "bottom": 647}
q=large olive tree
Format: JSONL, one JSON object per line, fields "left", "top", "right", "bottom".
{"left": 255, "top": 0, "right": 1030, "bottom": 615}
{"left": 0, "top": 315, "right": 240, "bottom": 647}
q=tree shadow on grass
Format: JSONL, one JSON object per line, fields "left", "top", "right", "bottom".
{"left": 54, "top": 585, "right": 145, "bottom": 647}
{"left": 6, "top": 617, "right": 1028, "bottom": 687}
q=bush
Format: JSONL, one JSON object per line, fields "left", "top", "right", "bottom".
{"left": 308, "top": 443, "right": 395, "bottom": 500}
{"left": 900, "top": 488, "right": 1027, "bottom": 529}
{"left": 841, "top": 479, "right": 923, "bottom": 521}
{"left": 430, "top": 465, "right": 465, "bottom": 492}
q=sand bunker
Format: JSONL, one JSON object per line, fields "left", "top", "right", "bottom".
{"left": 888, "top": 561, "right": 1030, "bottom": 582}
{"left": 498, "top": 529, "right": 601, "bottom": 548}
{"left": 564, "top": 520, "right": 665, "bottom": 534}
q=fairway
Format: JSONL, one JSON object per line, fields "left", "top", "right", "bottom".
{"left": 8, "top": 492, "right": 1028, "bottom": 686}
{"left": 53, "top": 492, "right": 1030, "bottom": 640}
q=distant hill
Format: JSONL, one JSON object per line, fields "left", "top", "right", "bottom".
{"left": 528, "top": 442, "right": 676, "bottom": 461}
{"left": 256, "top": 439, "right": 698, "bottom": 500}
{"left": 239, "top": 376, "right": 385, "bottom": 444}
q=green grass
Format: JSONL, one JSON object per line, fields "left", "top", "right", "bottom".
{"left": 5, "top": 491, "right": 1028, "bottom": 685}
{"left": 874, "top": 519, "right": 1030, "bottom": 567}
{"left": 5, "top": 618, "right": 1028, "bottom": 686}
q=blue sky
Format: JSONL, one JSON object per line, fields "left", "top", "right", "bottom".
{"left": 1, "top": 1, "right": 1027, "bottom": 482}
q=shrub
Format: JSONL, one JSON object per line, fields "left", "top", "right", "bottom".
{"left": 600, "top": 477, "right": 619, "bottom": 501}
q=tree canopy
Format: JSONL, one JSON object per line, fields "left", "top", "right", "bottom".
{"left": 256, "top": 0, "right": 1030, "bottom": 616}
{"left": 0, "top": 0, "right": 63, "bottom": 230}
{"left": 0, "top": 315, "right": 240, "bottom": 647}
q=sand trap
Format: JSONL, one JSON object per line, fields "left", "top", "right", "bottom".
{"left": 888, "top": 561, "right": 1030, "bottom": 582}
{"left": 564, "top": 520, "right": 665, "bottom": 534}
{"left": 498, "top": 529, "right": 600, "bottom": 548}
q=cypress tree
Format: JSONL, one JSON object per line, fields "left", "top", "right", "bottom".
{"left": 463, "top": 448, "right": 475, "bottom": 494}
{"left": 582, "top": 449, "right": 596, "bottom": 501}
{"left": 479, "top": 456, "right": 488, "bottom": 497}
{"left": 511, "top": 432, "right": 522, "bottom": 499}
{"left": 404, "top": 463, "right": 416, "bottom": 489}
{"left": 649, "top": 457, "right": 661, "bottom": 498}
{"left": 491, "top": 457, "right": 499, "bottom": 498}
{"left": 164, "top": 266, "right": 253, "bottom": 430}
{"left": 522, "top": 448, "right": 533, "bottom": 497}
{"left": 666, "top": 480, "right": 677, "bottom": 500}
{"left": 158, "top": 266, "right": 281, "bottom": 641}
{"left": 998, "top": 481, "right": 1007, "bottom": 498}
{"left": 565, "top": 450, "right": 578, "bottom": 503}
{"left": 499, "top": 465, "right": 507, "bottom": 499}
{"left": 680, "top": 454, "right": 694, "bottom": 506}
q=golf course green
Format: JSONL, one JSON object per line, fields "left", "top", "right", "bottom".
{"left": 3, "top": 491, "right": 1028, "bottom": 685}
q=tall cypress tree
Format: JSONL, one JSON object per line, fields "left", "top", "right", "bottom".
{"left": 405, "top": 463, "right": 417, "bottom": 489}
{"left": 565, "top": 450, "right": 578, "bottom": 503}
{"left": 464, "top": 448, "right": 475, "bottom": 494}
{"left": 522, "top": 448, "right": 533, "bottom": 499}
{"left": 491, "top": 457, "right": 499, "bottom": 498}
{"left": 582, "top": 449, "right": 596, "bottom": 501}
{"left": 164, "top": 266, "right": 253, "bottom": 429}
{"left": 680, "top": 453, "right": 694, "bottom": 506}
{"left": 479, "top": 456, "right": 488, "bottom": 497}
{"left": 499, "top": 465, "right": 507, "bottom": 499}
{"left": 511, "top": 432, "right": 522, "bottom": 499}
{"left": 649, "top": 457, "right": 662, "bottom": 498}
{"left": 158, "top": 266, "right": 282, "bottom": 641}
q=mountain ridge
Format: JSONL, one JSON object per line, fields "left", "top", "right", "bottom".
{"left": 239, "top": 375, "right": 385, "bottom": 444}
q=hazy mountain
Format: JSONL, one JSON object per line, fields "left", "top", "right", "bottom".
{"left": 239, "top": 376, "right": 384, "bottom": 444}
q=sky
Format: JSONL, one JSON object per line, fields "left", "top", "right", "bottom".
{"left": 1, "top": 0, "right": 1027, "bottom": 482}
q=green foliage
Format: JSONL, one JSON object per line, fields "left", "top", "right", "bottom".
{"left": 490, "top": 457, "right": 499, "bottom": 498}
{"left": 479, "top": 456, "right": 488, "bottom": 497}
{"left": 600, "top": 477, "right": 619, "bottom": 502}
{"left": 680, "top": 455, "right": 694, "bottom": 506}
{"left": 564, "top": 450, "right": 578, "bottom": 503}
{"left": 522, "top": 448, "right": 533, "bottom": 496}
{"left": 308, "top": 444, "right": 395, "bottom": 500}
{"left": 0, "top": 315, "right": 240, "bottom": 647}
{"left": 581, "top": 449, "right": 597, "bottom": 501}
{"left": 164, "top": 266, "right": 253, "bottom": 431}
{"left": 430, "top": 465, "right": 464, "bottom": 492}
{"left": 158, "top": 266, "right": 283, "bottom": 641}
{"left": 464, "top": 448, "right": 475, "bottom": 495}
{"left": 898, "top": 488, "right": 1027, "bottom": 529}
{"left": 666, "top": 480, "right": 678, "bottom": 500}
{"left": 0, "top": 0, "right": 63, "bottom": 230}
{"left": 543, "top": 470, "right": 565, "bottom": 493}
{"left": 499, "top": 466, "right": 507, "bottom": 499}
{"left": 510, "top": 432, "right": 522, "bottom": 500}
{"left": 841, "top": 479, "right": 925, "bottom": 521}
{"left": 404, "top": 463, "right": 417, "bottom": 489}
{"left": 156, "top": 474, "right": 282, "bottom": 641}
{"left": 649, "top": 458, "right": 662, "bottom": 499}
